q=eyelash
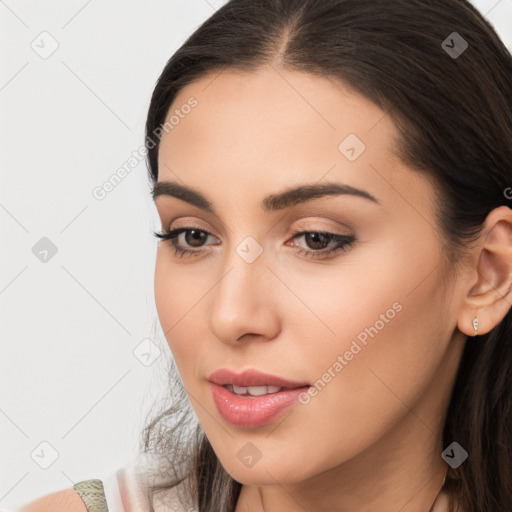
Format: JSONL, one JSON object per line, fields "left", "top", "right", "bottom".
{"left": 153, "top": 225, "right": 356, "bottom": 260}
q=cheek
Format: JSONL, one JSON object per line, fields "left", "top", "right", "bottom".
{"left": 154, "top": 251, "right": 217, "bottom": 387}
{"left": 279, "top": 237, "right": 415, "bottom": 359}
{"left": 281, "top": 240, "right": 447, "bottom": 447}
{"left": 154, "top": 252, "right": 197, "bottom": 357}
{"left": 154, "top": 253, "right": 176, "bottom": 336}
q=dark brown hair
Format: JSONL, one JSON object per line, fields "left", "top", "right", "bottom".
{"left": 140, "top": 1, "right": 512, "bottom": 511}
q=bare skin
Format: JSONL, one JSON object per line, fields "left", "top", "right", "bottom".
{"left": 18, "top": 488, "right": 87, "bottom": 511}
{"left": 153, "top": 65, "right": 512, "bottom": 512}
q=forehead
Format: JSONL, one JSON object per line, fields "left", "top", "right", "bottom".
{"left": 156, "top": 66, "right": 436, "bottom": 220}
{"left": 160, "top": 66, "right": 397, "bottom": 162}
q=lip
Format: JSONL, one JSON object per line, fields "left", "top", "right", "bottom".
{"left": 207, "top": 368, "right": 310, "bottom": 389}
{"left": 209, "top": 383, "right": 309, "bottom": 428}
{"left": 207, "top": 368, "right": 310, "bottom": 428}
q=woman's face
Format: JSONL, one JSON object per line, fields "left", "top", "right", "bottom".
{"left": 153, "top": 66, "right": 466, "bottom": 485}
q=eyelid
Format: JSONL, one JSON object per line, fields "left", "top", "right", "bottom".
{"left": 157, "top": 208, "right": 228, "bottom": 236}
{"left": 288, "top": 219, "right": 352, "bottom": 237}
{"left": 167, "top": 219, "right": 218, "bottom": 237}
{"left": 167, "top": 222, "right": 349, "bottom": 241}
{"left": 164, "top": 213, "right": 353, "bottom": 239}
{"left": 168, "top": 217, "right": 350, "bottom": 235}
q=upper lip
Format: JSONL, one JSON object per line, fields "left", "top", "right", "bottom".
{"left": 208, "top": 368, "right": 310, "bottom": 389}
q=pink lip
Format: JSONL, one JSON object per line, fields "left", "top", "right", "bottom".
{"left": 207, "top": 368, "right": 310, "bottom": 388}
{"left": 209, "top": 383, "right": 309, "bottom": 428}
{"left": 208, "top": 368, "right": 310, "bottom": 428}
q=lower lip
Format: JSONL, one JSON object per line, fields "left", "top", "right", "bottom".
{"left": 209, "top": 382, "right": 309, "bottom": 428}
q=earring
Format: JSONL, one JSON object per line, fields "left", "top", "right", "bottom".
{"left": 473, "top": 315, "right": 479, "bottom": 336}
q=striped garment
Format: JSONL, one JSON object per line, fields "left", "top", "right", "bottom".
{"left": 71, "top": 457, "right": 197, "bottom": 512}
{"left": 5, "top": 455, "right": 197, "bottom": 512}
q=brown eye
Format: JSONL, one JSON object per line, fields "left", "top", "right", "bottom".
{"left": 289, "top": 230, "right": 356, "bottom": 260}
{"left": 153, "top": 227, "right": 218, "bottom": 258}
{"left": 304, "top": 232, "right": 331, "bottom": 250}
{"left": 185, "top": 229, "right": 208, "bottom": 247}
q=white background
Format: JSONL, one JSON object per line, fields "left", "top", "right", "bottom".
{"left": 1, "top": 0, "right": 511, "bottom": 509}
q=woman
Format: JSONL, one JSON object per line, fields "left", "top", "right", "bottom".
{"left": 18, "top": 0, "right": 512, "bottom": 511}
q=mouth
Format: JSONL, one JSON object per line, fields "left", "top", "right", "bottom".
{"left": 207, "top": 368, "right": 311, "bottom": 428}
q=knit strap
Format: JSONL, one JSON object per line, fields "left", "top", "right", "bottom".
{"left": 73, "top": 479, "right": 109, "bottom": 512}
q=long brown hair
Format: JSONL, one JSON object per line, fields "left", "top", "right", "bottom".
{"left": 140, "top": 1, "right": 512, "bottom": 510}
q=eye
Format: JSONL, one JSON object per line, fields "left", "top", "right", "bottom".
{"left": 153, "top": 226, "right": 217, "bottom": 258}
{"left": 287, "top": 229, "right": 356, "bottom": 259}
{"left": 153, "top": 226, "right": 356, "bottom": 260}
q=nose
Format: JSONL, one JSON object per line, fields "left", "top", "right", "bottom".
{"left": 207, "top": 240, "right": 281, "bottom": 346}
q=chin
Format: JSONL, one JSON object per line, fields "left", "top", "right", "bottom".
{"left": 220, "top": 457, "right": 313, "bottom": 486}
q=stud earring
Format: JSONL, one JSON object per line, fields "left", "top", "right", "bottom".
{"left": 473, "top": 315, "right": 479, "bottom": 336}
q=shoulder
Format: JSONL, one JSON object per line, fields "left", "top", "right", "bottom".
{"left": 18, "top": 479, "right": 107, "bottom": 512}
{"left": 16, "top": 488, "right": 88, "bottom": 512}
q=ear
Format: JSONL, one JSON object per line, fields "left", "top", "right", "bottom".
{"left": 457, "top": 206, "right": 512, "bottom": 337}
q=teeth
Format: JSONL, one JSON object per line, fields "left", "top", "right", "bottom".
{"left": 226, "top": 384, "right": 283, "bottom": 396}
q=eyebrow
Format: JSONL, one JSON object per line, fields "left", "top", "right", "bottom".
{"left": 152, "top": 180, "right": 380, "bottom": 213}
